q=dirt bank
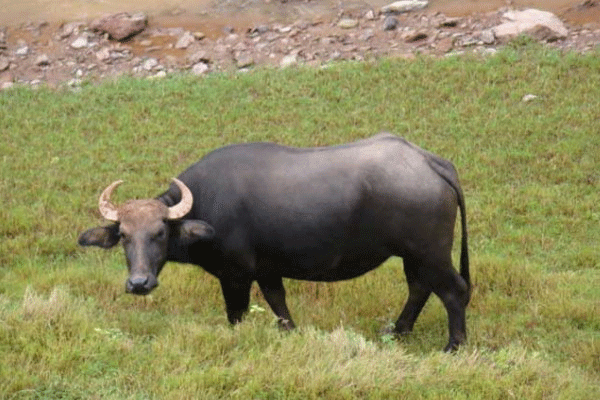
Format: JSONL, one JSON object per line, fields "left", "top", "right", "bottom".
{"left": 1, "top": 1, "right": 599, "bottom": 89}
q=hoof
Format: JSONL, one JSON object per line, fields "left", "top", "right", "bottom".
{"left": 443, "top": 341, "right": 460, "bottom": 353}
{"left": 277, "top": 318, "right": 295, "bottom": 331}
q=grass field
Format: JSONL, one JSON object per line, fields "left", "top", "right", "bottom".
{"left": 1, "top": 41, "right": 599, "bottom": 399}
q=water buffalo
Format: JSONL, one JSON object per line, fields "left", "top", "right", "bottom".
{"left": 79, "top": 133, "right": 470, "bottom": 351}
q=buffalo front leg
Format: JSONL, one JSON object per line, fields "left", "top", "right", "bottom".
{"left": 257, "top": 276, "right": 296, "bottom": 330}
{"left": 220, "top": 278, "right": 252, "bottom": 325}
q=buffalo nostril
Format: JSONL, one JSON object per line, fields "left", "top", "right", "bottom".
{"left": 127, "top": 277, "right": 150, "bottom": 294}
{"left": 126, "top": 276, "right": 158, "bottom": 295}
{"left": 129, "top": 277, "right": 149, "bottom": 288}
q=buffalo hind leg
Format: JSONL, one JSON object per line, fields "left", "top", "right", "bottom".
{"left": 257, "top": 276, "right": 296, "bottom": 330}
{"left": 429, "top": 258, "right": 469, "bottom": 352}
{"left": 436, "top": 277, "right": 468, "bottom": 352}
{"left": 220, "top": 278, "right": 252, "bottom": 325}
{"left": 396, "top": 255, "right": 468, "bottom": 352}
{"left": 394, "top": 256, "right": 432, "bottom": 335}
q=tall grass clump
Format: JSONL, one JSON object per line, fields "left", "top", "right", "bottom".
{"left": 1, "top": 42, "right": 599, "bottom": 398}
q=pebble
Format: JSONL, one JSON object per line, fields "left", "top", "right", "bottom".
{"left": 35, "top": 54, "right": 51, "bottom": 66}
{"left": 71, "top": 36, "right": 88, "bottom": 49}
{"left": 175, "top": 31, "right": 195, "bottom": 49}
{"left": 188, "top": 51, "right": 209, "bottom": 65}
{"left": 383, "top": 17, "right": 399, "bottom": 31}
{"left": 0, "top": 56, "right": 9, "bottom": 71}
{"left": 436, "top": 37, "right": 454, "bottom": 53}
{"left": 95, "top": 47, "right": 110, "bottom": 62}
{"left": 480, "top": 30, "right": 496, "bottom": 45}
{"left": 147, "top": 70, "right": 167, "bottom": 79}
{"left": 359, "top": 29, "right": 375, "bottom": 41}
{"left": 338, "top": 19, "right": 359, "bottom": 29}
{"left": 191, "top": 62, "right": 209, "bottom": 75}
{"left": 142, "top": 58, "right": 159, "bottom": 71}
{"left": 280, "top": 54, "right": 298, "bottom": 68}
{"left": 16, "top": 46, "right": 29, "bottom": 56}
{"left": 236, "top": 54, "right": 254, "bottom": 69}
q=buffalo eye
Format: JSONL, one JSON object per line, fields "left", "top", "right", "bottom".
{"left": 119, "top": 231, "right": 130, "bottom": 243}
{"left": 153, "top": 228, "right": 167, "bottom": 241}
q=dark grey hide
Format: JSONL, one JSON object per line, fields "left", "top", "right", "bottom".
{"left": 78, "top": 133, "right": 470, "bottom": 351}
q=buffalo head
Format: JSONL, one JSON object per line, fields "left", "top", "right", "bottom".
{"left": 78, "top": 178, "right": 214, "bottom": 295}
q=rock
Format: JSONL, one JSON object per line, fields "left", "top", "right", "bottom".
{"left": 480, "top": 29, "right": 496, "bottom": 45}
{"left": 193, "top": 32, "right": 206, "bottom": 40}
{"left": 0, "top": 70, "right": 13, "bottom": 86}
{"left": 365, "top": 10, "right": 377, "bottom": 20}
{"left": 383, "top": 16, "right": 399, "bottom": 31}
{"left": 359, "top": 29, "right": 375, "bottom": 41}
{"left": 147, "top": 71, "right": 167, "bottom": 80}
{"left": 460, "top": 36, "right": 478, "bottom": 47}
{"left": 70, "top": 36, "right": 88, "bottom": 49}
{"left": 1, "top": 81, "right": 14, "bottom": 90}
{"left": 59, "top": 22, "right": 84, "bottom": 39}
{"left": 15, "top": 45, "right": 29, "bottom": 56}
{"left": 338, "top": 19, "right": 359, "bottom": 29}
{"left": 381, "top": 1, "right": 428, "bottom": 14}
{"left": 235, "top": 54, "right": 254, "bottom": 69}
{"left": 436, "top": 36, "right": 454, "bottom": 53}
{"left": 233, "top": 42, "right": 249, "bottom": 52}
{"left": 142, "top": 58, "right": 159, "bottom": 71}
{"left": 277, "top": 26, "right": 292, "bottom": 34}
{"left": 330, "top": 51, "right": 342, "bottom": 61}
{"left": 175, "top": 31, "right": 195, "bottom": 49}
{"left": 191, "top": 62, "right": 209, "bottom": 75}
{"left": 404, "top": 30, "right": 428, "bottom": 42}
{"left": 35, "top": 54, "right": 50, "bottom": 66}
{"left": 0, "top": 56, "right": 9, "bottom": 71}
{"left": 187, "top": 51, "right": 210, "bottom": 65}
{"left": 280, "top": 54, "right": 298, "bottom": 68}
{"left": 527, "top": 25, "right": 565, "bottom": 42}
{"left": 250, "top": 25, "right": 270, "bottom": 36}
{"left": 522, "top": 94, "right": 538, "bottom": 102}
{"left": 492, "top": 9, "right": 568, "bottom": 42}
{"left": 90, "top": 12, "right": 148, "bottom": 41}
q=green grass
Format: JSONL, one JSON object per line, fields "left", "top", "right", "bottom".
{"left": 1, "top": 42, "right": 599, "bottom": 398}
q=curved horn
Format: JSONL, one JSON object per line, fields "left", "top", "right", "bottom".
{"left": 98, "top": 180, "right": 123, "bottom": 222}
{"left": 167, "top": 178, "right": 193, "bottom": 220}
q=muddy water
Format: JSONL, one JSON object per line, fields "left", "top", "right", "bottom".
{"left": 0, "top": 0, "right": 597, "bottom": 30}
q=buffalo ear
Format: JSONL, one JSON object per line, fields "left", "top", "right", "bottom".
{"left": 78, "top": 224, "right": 121, "bottom": 249}
{"left": 175, "top": 220, "right": 215, "bottom": 245}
